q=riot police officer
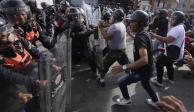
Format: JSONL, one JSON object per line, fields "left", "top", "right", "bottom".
{"left": 66, "top": 7, "right": 97, "bottom": 73}
{"left": 25, "top": 0, "right": 47, "bottom": 31}
{"left": 0, "top": 15, "right": 47, "bottom": 112}
{"left": 59, "top": 0, "right": 70, "bottom": 15}
{"left": 0, "top": 0, "right": 57, "bottom": 49}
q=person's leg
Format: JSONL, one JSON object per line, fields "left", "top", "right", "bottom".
{"left": 166, "top": 58, "right": 174, "bottom": 81}
{"left": 83, "top": 49, "right": 97, "bottom": 73}
{"left": 117, "top": 50, "right": 130, "bottom": 65}
{"left": 103, "top": 46, "right": 110, "bottom": 56}
{"left": 100, "top": 51, "right": 119, "bottom": 79}
{"left": 156, "top": 54, "right": 167, "bottom": 84}
{"left": 118, "top": 73, "right": 140, "bottom": 100}
{"left": 141, "top": 78, "right": 159, "bottom": 102}
{"left": 96, "top": 50, "right": 117, "bottom": 87}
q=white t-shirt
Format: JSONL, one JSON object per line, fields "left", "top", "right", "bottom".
{"left": 107, "top": 22, "right": 126, "bottom": 50}
{"left": 167, "top": 24, "right": 185, "bottom": 60}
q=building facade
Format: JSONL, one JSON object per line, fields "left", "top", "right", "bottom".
{"left": 139, "top": 0, "right": 194, "bottom": 13}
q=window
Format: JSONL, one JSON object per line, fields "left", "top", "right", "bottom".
{"left": 190, "top": 4, "right": 194, "bottom": 8}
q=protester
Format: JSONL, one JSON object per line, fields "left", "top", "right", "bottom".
{"left": 97, "top": 9, "right": 130, "bottom": 87}
{"left": 150, "top": 11, "right": 185, "bottom": 86}
{"left": 111, "top": 10, "right": 159, "bottom": 107}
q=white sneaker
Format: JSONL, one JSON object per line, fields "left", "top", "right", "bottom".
{"left": 146, "top": 99, "right": 160, "bottom": 110}
{"left": 166, "top": 79, "right": 175, "bottom": 84}
{"left": 151, "top": 78, "right": 163, "bottom": 87}
{"left": 114, "top": 98, "right": 131, "bottom": 105}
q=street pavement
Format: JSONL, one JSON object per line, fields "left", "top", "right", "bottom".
{"left": 71, "top": 38, "right": 194, "bottom": 112}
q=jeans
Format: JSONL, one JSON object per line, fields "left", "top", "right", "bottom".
{"left": 118, "top": 72, "right": 158, "bottom": 102}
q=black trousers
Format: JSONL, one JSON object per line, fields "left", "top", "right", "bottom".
{"left": 100, "top": 50, "right": 130, "bottom": 79}
{"left": 156, "top": 54, "right": 174, "bottom": 83}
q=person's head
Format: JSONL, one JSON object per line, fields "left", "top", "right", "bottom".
{"left": 40, "top": 2, "right": 48, "bottom": 9}
{"left": 66, "top": 7, "right": 80, "bottom": 22}
{"left": 170, "top": 11, "right": 185, "bottom": 26}
{"left": 127, "top": 10, "right": 149, "bottom": 33}
{"left": 24, "top": 0, "right": 37, "bottom": 14}
{"left": 0, "top": 15, "right": 13, "bottom": 45}
{"left": 159, "top": 9, "right": 168, "bottom": 19}
{"left": 60, "top": 0, "right": 70, "bottom": 13}
{"left": 168, "top": 9, "right": 173, "bottom": 17}
{"left": 0, "top": 0, "right": 31, "bottom": 26}
{"left": 111, "top": 9, "right": 124, "bottom": 23}
{"left": 46, "top": 6, "right": 56, "bottom": 16}
{"left": 102, "top": 11, "right": 112, "bottom": 22}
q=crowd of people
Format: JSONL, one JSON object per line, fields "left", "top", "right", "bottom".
{"left": 0, "top": 0, "right": 193, "bottom": 112}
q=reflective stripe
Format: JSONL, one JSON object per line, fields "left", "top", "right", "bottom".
{"left": 3, "top": 41, "right": 32, "bottom": 71}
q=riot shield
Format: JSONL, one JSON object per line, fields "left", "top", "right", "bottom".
{"left": 39, "top": 54, "right": 51, "bottom": 112}
{"left": 85, "top": 5, "right": 106, "bottom": 77}
{"left": 38, "top": 30, "right": 72, "bottom": 112}
{"left": 94, "top": 27, "right": 106, "bottom": 77}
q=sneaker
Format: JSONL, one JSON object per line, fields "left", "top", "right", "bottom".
{"left": 96, "top": 78, "right": 105, "bottom": 87}
{"left": 114, "top": 98, "right": 131, "bottom": 105}
{"left": 151, "top": 78, "right": 163, "bottom": 87}
{"left": 166, "top": 79, "right": 175, "bottom": 84}
{"left": 146, "top": 99, "right": 160, "bottom": 110}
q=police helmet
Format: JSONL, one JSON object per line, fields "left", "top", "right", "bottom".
{"left": 24, "top": 0, "right": 36, "bottom": 6}
{"left": 46, "top": 6, "right": 56, "bottom": 15}
{"left": 129, "top": 10, "right": 149, "bottom": 27}
{"left": 112, "top": 9, "right": 124, "bottom": 21}
{"left": 66, "top": 7, "right": 81, "bottom": 21}
{"left": 24, "top": 0, "right": 37, "bottom": 13}
{"left": 159, "top": 9, "right": 168, "bottom": 18}
{"left": 0, "top": 0, "right": 31, "bottom": 23}
{"left": 171, "top": 11, "right": 185, "bottom": 26}
{"left": 102, "top": 11, "right": 112, "bottom": 21}
{"left": 0, "top": 15, "right": 13, "bottom": 35}
{"left": 60, "top": 0, "right": 70, "bottom": 8}
{"left": 67, "top": 7, "right": 80, "bottom": 17}
{"left": 40, "top": 2, "right": 48, "bottom": 9}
